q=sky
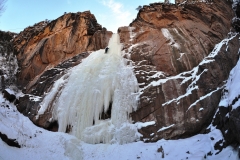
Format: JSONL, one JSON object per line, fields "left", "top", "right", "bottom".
{"left": 0, "top": 0, "right": 165, "bottom": 33}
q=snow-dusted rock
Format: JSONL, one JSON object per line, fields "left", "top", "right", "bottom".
{"left": 12, "top": 0, "right": 240, "bottom": 144}
{"left": 118, "top": 0, "right": 239, "bottom": 141}
{"left": 213, "top": 59, "right": 240, "bottom": 145}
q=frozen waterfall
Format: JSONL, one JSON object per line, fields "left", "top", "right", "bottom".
{"left": 37, "top": 34, "right": 140, "bottom": 144}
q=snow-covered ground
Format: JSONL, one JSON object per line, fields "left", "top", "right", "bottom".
{"left": 0, "top": 92, "right": 238, "bottom": 160}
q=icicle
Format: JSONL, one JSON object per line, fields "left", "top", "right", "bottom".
{"left": 37, "top": 34, "right": 139, "bottom": 144}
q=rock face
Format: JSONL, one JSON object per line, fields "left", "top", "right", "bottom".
{"left": 118, "top": 0, "right": 239, "bottom": 141}
{"left": 131, "top": 34, "right": 239, "bottom": 141}
{"left": 13, "top": 11, "right": 112, "bottom": 129}
{"left": 120, "top": 1, "right": 233, "bottom": 76}
{"left": 13, "top": 0, "right": 240, "bottom": 144}
{"left": 212, "top": 0, "right": 240, "bottom": 146}
{"left": 13, "top": 11, "right": 112, "bottom": 89}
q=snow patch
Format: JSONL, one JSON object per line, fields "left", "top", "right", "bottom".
{"left": 157, "top": 124, "right": 175, "bottom": 132}
{"left": 128, "top": 27, "right": 136, "bottom": 42}
{"left": 135, "top": 121, "right": 156, "bottom": 129}
{"left": 177, "top": 53, "right": 185, "bottom": 61}
{"left": 4, "top": 88, "right": 15, "bottom": 95}
{"left": 161, "top": 28, "right": 180, "bottom": 49}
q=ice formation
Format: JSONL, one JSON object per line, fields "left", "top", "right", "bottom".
{"left": 37, "top": 34, "right": 139, "bottom": 144}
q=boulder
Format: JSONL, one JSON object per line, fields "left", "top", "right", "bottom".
{"left": 2, "top": 89, "right": 16, "bottom": 103}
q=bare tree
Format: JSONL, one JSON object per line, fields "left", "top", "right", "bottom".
{"left": 136, "top": 5, "right": 142, "bottom": 11}
{"left": 0, "top": 0, "right": 7, "bottom": 16}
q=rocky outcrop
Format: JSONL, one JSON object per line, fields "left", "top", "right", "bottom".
{"left": 118, "top": 0, "right": 239, "bottom": 141}
{"left": 13, "top": 11, "right": 112, "bottom": 89}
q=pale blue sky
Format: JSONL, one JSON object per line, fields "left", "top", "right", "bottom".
{"left": 0, "top": 0, "right": 166, "bottom": 33}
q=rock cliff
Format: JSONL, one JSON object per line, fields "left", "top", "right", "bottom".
{"left": 13, "top": 11, "right": 112, "bottom": 130}
{"left": 118, "top": 0, "right": 240, "bottom": 141}
{"left": 14, "top": 11, "right": 112, "bottom": 89}
{"left": 12, "top": 0, "right": 240, "bottom": 147}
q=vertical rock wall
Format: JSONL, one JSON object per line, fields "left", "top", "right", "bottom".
{"left": 13, "top": 0, "right": 240, "bottom": 143}
{"left": 119, "top": 0, "right": 239, "bottom": 141}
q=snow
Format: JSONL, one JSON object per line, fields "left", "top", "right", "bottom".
{"left": 0, "top": 97, "right": 238, "bottom": 159}
{"left": 218, "top": 98, "right": 228, "bottom": 107}
{"left": 4, "top": 88, "right": 15, "bottom": 95}
{"left": 157, "top": 124, "right": 175, "bottom": 132}
{"left": 37, "top": 34, "right": 140, "bottom": 144}
{"left": 187, "top": 87, "right": 222, "bottom": 112}
{"left": 161, "top": 28, "right": 180, "bottom": 49}
{"left": 177, "top": 53, "right": 185, "bottom": 61}
{"left": 208, "top": 33, "right": 238, "bottom": 58}
{"left": 0, "top": 93, "right": 82, "bottom": 160}
{"left": 27, "top": 94, "right": 42, "bottom": 102}
{"left": 135, "top": 121, "right": 156, "bottom": 129}
{"left": 148, "top": 71, "right": 165, "bottom": 79}
{"left": 128, "top": 27, "right": 136, "bottom": 42}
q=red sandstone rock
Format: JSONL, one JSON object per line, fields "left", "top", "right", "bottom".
{"left": 14, "top": 11, "right": 112, "bottom": 90}
{"left": 119, "top": 0, "right": 239, "bottom": 141}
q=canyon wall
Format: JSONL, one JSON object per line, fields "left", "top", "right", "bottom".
{"left": 118, "top": 0, "right": 240, "bottom": 141}
{"left": 12, "top": 0, "right": 240, "bottom": 144}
